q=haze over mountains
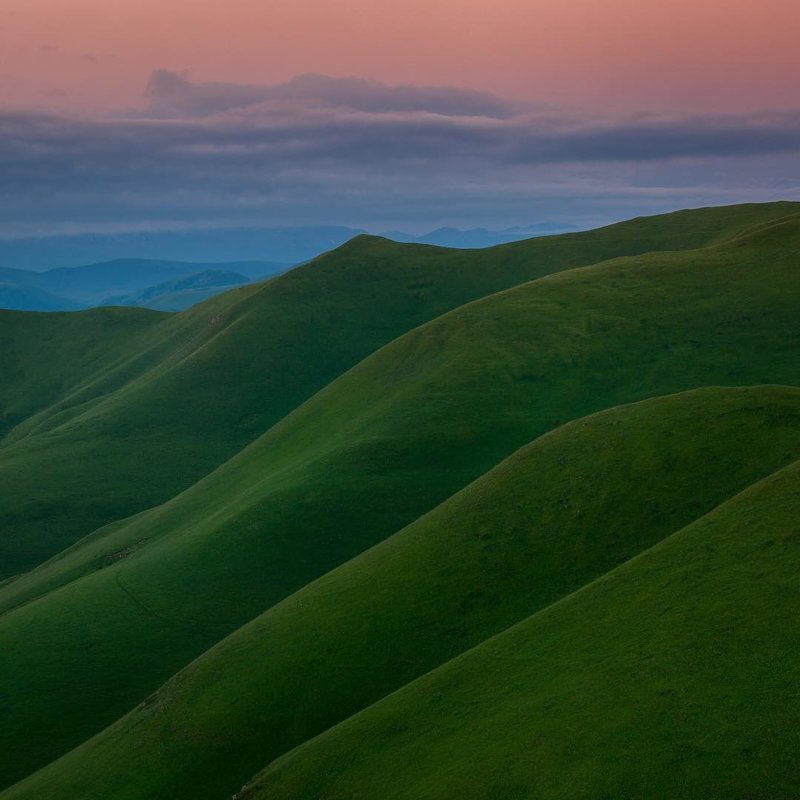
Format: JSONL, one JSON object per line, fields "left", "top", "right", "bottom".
{"left": 0, "top": 224, "right": 574, "bottom": 312}
{"left": 1, "top": 201, "right": 799, "bottom": 799}
{"left": 0, "top": 259, "right": 288, "bottom": 312}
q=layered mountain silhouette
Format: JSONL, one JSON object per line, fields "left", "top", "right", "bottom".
{"left": 0, "top": 259, "right": 288, "bottom": 311}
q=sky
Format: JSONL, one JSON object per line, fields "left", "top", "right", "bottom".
{"left": 1, "top": 0, "right": 799, "bottom": 242}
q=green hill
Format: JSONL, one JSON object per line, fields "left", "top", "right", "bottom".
{"left": 0, "top": 207, "right": 799, "bottom": 791}
{"left": 5, "top": 386, "right": 799, "bottom": 800}
{"left": 241, "top": 456, "right": 800, "bottom": 800}
{"left": 3, "top": 200, "right": 792, "bottom": 577}
{"left": 0, "top": 305, "right": 166, "bottom": 440}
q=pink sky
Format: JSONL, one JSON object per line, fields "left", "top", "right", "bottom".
{"left": 2, "top": 0, "right": 799, "bottom": 113}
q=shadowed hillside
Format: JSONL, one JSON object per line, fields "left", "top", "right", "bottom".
{"left": 5, "top": 387, "right": 799, "bottom": 800}
{"left": 242, "top": 457, "right": 800, "bottom": 800}
{"left": 0, "top": 207, "right": 798, "bottom": 791}
{"left": 3, "top": 201, "right": 793, "bottom": 577}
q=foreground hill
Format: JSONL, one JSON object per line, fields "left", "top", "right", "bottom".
{"left": 5, "top": 387, "right": 799, "bottom": 800}
{"left": 3, "top": 201, "right": 791, "bottom": 577}
{"left": 0, "top": 209, "right": 798, "bottom": 790}
{"left": 243, "top": 456, "right": 800, "bottom": 800}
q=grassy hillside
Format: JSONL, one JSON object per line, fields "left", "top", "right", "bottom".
{"left": 241, "top": 457, "right": 800, "bottom": 800}
{"left": 5, "top": 386, "right": 800, "bottom": 800}
{"left": 3, "top": 201, "right": 791, "bottom": 576}
{"left": 0, "top": 234, "right": 540, "bottom": 575}
{"left": 0, "top": 292, "right": 254, "bottom": 574}
{"left": 0, "top": 211, "right": 799, "bottom": 790}
{"left": 0, "top": 306, "right": 166, "bottom": 438}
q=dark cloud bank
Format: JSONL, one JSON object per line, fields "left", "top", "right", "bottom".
{"left": 1, "top": 71, "right": 799, "bottom": 240}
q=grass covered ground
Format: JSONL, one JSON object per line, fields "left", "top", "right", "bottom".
{"left": 0, "top": 209, "right": 798, "bottom": 792}
{"left": 4, "top": 386, "right": 799, "bottom": 800}
{"left": 243, "top": 457, "right": 800, "bottom": 800}
{"left": 1, "top": 202, "right": 799, "bottom": 798}
{"left": 1, "top": 201, "right": 795, "bottom": 577}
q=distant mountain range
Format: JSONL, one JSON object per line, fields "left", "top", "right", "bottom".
{"left": 0, "top": 259, "right": 289, "bottom": 312}
{"left": 106, "top": 269, "right": 254, "bottom": 311}
{"left": 0, "top": 224, "right": 578, "bottom": 312}
{"left": 384, "top": 222, "right": 577, "bottom": 248}
{"left": 0, "top": 280, "right": 84, "bottom": 313}
{"left": 0, "top": 227, "right": 361, "bottom": 271}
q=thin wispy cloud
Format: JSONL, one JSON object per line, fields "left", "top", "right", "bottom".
{"left": 144, "top": 70, "right": 520, "bottom": 119}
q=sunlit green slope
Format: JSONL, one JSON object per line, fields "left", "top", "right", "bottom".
{"left": 0, "top": 212, "right": 798, "bottom": 790}
{"left": 5, "top": 386, "right": 799, "bottom": 800}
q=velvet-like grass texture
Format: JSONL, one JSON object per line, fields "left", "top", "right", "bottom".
{"left": 5, "top": 386, "right": 800, "bottom": 800}
{"left": 244, "top": 457, "right": 800, "bottom": 800}
{"left": 1, "top": 202, "right": 799, "bottom": 797}
{"left": 1, "top": 201, "right": 794, "bottom": 577}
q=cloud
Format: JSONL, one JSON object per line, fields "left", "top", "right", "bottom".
{"left": 0, "top": 73, "right": 799, "bottom": 237}
{"left": 145, "top": 70, "right": 517, "bottom": 119}
{"left": 509, "top": 112, "right": 800, "bottom": 163}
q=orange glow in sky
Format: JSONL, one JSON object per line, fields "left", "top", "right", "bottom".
{"left": 2, "top": 0, "right": 799, "bottom": 113}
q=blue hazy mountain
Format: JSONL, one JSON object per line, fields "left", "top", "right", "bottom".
{"left": 106, "top": 269, "right": 254, "bottom": 311}
{"left": 0, "top": 224, "right": 577, "bottom": 271}
{"left": 0, "top": 259, "right": 288, "bottom": 311}
{"left": 386, "top": 224, "right": 577, "bottom": 248}
{"left": 0, "top": 228, "right": 367, "bottom": 272}
{"left": 0, "top": 223, "right": 578, "bottom": 311}
{"left": 0, "top": 280, "right": 84, "bottom": 312}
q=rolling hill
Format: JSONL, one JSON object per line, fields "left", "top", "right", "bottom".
{"left": 0, "top": 201, "right": 799, "bottom": 799}
{"left": 242, "top": 455, "right": 800, "bottom": 800}
{"left": 5, "top": 386, "right": 799, "bottom": 800}
{"left": 1, "top": 201, "right": 795, "bottom": 579}
{"left": 0, "top": 204, "right": 798, "bottom": 793}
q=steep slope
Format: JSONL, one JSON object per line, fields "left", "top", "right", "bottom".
{"left": 3, "top": 201, "right": 791, "bottom": 576}
{"left": 1, "top": 214, "right": 799, "bottom": 789}
{"left": 0, "top": 306, "right": 168, "bottom": 439}
{"left": 240, "top": 458, "right": 800, "bottom": 800}
{"left": 0, "top": 231, "right": 565, "bottom": 575}
{"left": 0, "top": 290, "right": 261, "bottom": 574}
{"left": 5, "top": 386, "right": 800, "bottom": 800}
